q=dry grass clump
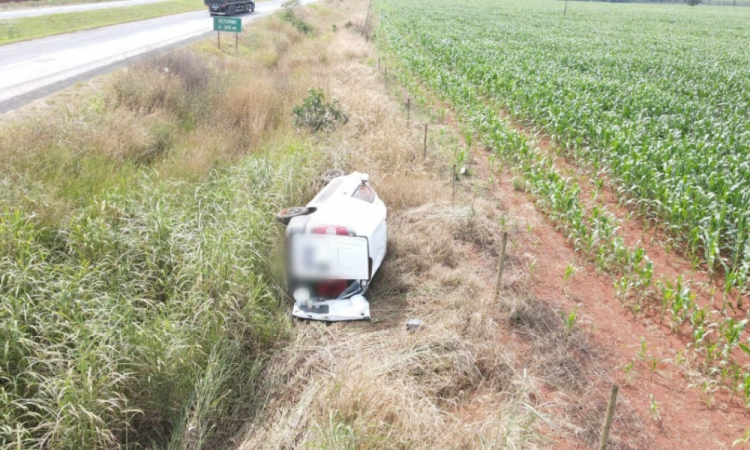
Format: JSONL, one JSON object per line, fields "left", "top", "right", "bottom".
{"left": 113, "top": 52, "right": 211, "bottom": 116}
{"left": 504, "top": 295, "right": 595, "bottom": 393}
{"left": 239, "top": 323, "right": 540, "bottom": 450}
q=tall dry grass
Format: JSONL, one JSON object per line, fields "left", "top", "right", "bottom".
{"left": 235, "top": 10, "right": 547, "bottom": 450}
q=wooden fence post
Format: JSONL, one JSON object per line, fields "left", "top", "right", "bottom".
{"left": 423, "top": 124, "right": 428, "bottom": 159}
{"left": 451, "top": 164, "right": 456, "bottom": 205}
{"left": 599, "top": 385, "right": 619, "bottom": 450}
{"left": 494, "top": 232, "right": 509, "bottom": 300}
{"left": 407, "top": 98, "right": 411, "bottom": 128}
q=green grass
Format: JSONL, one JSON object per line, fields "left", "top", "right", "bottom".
{"left": 0, "top": 142, "right": 324, "bottom": 449}
{"left": 0, "top": 4, "right": 334, "bottom": 444}
{"left": 0, "top": 0, "right": 203, "bottom": 45}
{"left": 0, "top": 0, "right": 124, "bottom": 12}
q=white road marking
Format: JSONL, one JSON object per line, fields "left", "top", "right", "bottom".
{"left": 43, "top": 36, "right": 70, "bottom": 43}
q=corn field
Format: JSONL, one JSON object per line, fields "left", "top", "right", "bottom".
{"left": 379, "top": 0, "right": 750, "bottom": 296}
{"left": 378, "top": 0, "right": 750, "bottom": 413}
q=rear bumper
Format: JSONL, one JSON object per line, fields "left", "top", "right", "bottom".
{"left": 208, "top": 2, "right": 252, "bottom": 14}
{"left": 207, "top": 4, "right": 225, "bottom": 14}
{"left": 293, "top": 296, "right": 370, "bottom": 322}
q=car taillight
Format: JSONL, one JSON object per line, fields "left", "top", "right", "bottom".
{"left": 311, "top": 225, "right": 351, "bottom": 236}
{"left": 317, "top": 280, "right": 348, "bottom": 297}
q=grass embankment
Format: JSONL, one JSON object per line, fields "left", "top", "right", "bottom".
{"left": 0, "top": 0, "right": 202, "bottom": 45}
{"left": 0, "top": 3, "right": 337, "bottom": 449}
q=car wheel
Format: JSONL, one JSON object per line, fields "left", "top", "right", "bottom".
{"left": 275, "top": 206, "right": 311, "bottom": 224}
{"left": 320, "top": 169, "right": 346, "bottom": 184}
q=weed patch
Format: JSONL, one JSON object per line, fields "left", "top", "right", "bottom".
{"left": 280, "top": 0, "right": 313, "bottom": 34}
{"left": 293, "top": 88, "right": 349, "bottom": 133}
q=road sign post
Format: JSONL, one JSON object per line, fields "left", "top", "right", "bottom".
{"left": 213, "top": 17, "right": 242, "bottom": 51}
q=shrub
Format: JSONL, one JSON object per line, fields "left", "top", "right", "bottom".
{"left": 280, "top": 0, "right": 313, "bottom": 34}
{"left": 292, "top": 88, "right": 349, "bottom": 133}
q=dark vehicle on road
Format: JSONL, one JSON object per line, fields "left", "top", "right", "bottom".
{"left": 205, "top": 0, "right": 254, "bottom": 16}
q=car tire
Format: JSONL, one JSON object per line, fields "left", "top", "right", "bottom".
{"left": 275, "top": 206, "right": 311, "bottom": 224}
{"left": 320, "top": 169, "right": 346, "bottom": 184}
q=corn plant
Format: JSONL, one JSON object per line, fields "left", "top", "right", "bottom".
{"left": 740, "top": 373, "right": 750, "bottom": 415}
{"left": 729, "top": 363, "right": 743, "bottom": 402}
{"left": 647, "top": 356, "right": 661, "bottom": 381}
{"left": 636, "top": 337, "right": 648, "bottom": 365}
{"left": 562, "top": 306, "right": 578, "bottom": 339}
{"left": 719, "top": 318, "right": 748, "bottom": 361}
{"left": 623, "top": 359, "right": 636, "bottom": 385}
{"left": 649, "top": 394, "right": 661, "bottom": 423}
{"left": 695, "top": 378, "right": 720, "bottom": 409}
{"left": 658, "top": 276, "right": 696, "bottom": 332}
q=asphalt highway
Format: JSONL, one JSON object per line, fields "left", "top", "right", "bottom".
{"left": 0, "top": 0, "right": 297, "bottom": 113}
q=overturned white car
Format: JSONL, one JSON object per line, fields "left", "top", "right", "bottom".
{"left": 276, "top": 170, "right": 387, "bottom": 321}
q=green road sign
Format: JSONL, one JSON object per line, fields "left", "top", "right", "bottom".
{"left": 214, "top": 17, "right": 242, "bottom": 32}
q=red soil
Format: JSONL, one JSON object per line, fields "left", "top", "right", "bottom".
{"left": 474, "top": 147, "right": 750, "bottom": 449}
